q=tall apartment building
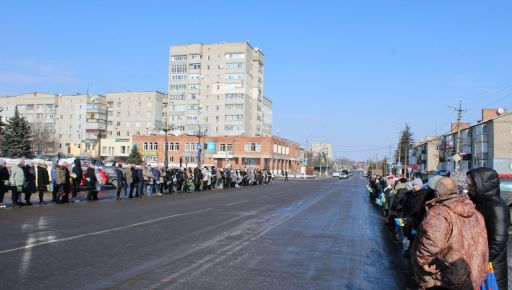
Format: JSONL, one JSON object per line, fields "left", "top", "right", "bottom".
{"left": 105, "top": 91, "right": 165, "bottom": 138}
{"left": 167, "top": 42, "right": 272, "bottom": 137}
{"left": 310, "top": 142, "right": 333, "bottom": 161}
{"left": 0, "top": 92, "right": 107, "bottom": 156}
{"left": 0, "top": 92, "right": 59, "bottom": 154}
{"left": 54, "top": 94, "right": 89, "bottom": 155}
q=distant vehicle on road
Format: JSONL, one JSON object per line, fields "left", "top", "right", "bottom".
{"left": 332, "top": 171, "right": 340, "bottom": 177}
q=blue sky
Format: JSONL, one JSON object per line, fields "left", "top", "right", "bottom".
{"left": 1, "top": 0, "right": 512, "bottom": 160}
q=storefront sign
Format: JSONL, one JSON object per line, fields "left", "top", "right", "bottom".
{"left": 206, "top": 142, "right": 217, "bottom": 153}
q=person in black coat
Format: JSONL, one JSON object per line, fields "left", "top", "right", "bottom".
{"left": 467, "top": 167, "right": 510, "bottom": 290}
{"left": 22, "top": 161, "right": 37, "bottom": 206}
{"left": 115, "top": 164, "right": 125, "bottom": 200}
{"left": 71, "top": 158, "right": 83, "bottom": 202}
{"left": 193, "top": 167, "right": 202, "bottom": 191}
{"left": 86, "top": 166, "right": 98, "bottom": 201}
{"left": 0, "top": 159, "right": 9, "bottom": 208}
{"left": 36, "top": 161, "right": 50, "bottom": 205}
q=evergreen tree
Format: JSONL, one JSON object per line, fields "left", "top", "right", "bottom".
{"left": 394, "top": 124, "right": 415, "bottom": 166}
{"left": 3, "top": 107, "right": 32, "bottom": 158}
{"left": 126, "top": 145, "right": 143, "bottom": 165}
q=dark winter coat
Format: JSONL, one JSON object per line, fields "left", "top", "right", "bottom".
{"left": 115, "top": 168, "right": 125, "bottom": 187}
{"left": 37, "top": 165, "right": 50, "bottom": 191}
{"left": 134, "top": 168, "right": 143, "bottom": 184}
{"left": 467, "top": 168, "right": 510, "bottom": 290}
{"left": 86, "top": 167, "right": 97, "bottom": 190}
{"left": 0, "top": 166, "right": 9, "bottom": 194}
{"left": 72, "top": 158, "right": 83, "bottom": 183}
{"left": 63, "top": 167, "right": 71, "bottom": 193}
{"left": 403, "top": 188, "right": 430, "bottom": 223}
{"left": 23, "top": 165, "right": 37, "bottom": 194}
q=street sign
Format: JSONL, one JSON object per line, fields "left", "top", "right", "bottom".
{"left": 197, "top": 143, "right": 202, "bottom": 150}
{"left": 452, "top": 154, "right": 461, "bottom": 162}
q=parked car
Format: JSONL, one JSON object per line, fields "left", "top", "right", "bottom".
{"left": 100, "top": 166, "right": 118, "bottom": 188}
{"left": 498, "top": 174, "right": 512, "bottom": 235}
{"left": 332, "top": 171, "right": 340, "bottom": 177}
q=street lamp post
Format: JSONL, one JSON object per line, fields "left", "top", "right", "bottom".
{"left": 161, "top": 101, "right": 173, "bottom": 170}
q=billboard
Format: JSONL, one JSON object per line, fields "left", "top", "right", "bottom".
{"left": 206, "top": 142, "right": 217, "bottom": 153}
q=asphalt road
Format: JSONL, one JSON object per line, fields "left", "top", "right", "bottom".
{"left": 0, "top": 175, "right": 422, "bottom": 289}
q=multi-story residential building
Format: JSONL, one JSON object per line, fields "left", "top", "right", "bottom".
{"left": 54, "top": 94, "right": 89, "bottom": 155}
{"left": 133, "top": 135, "right": 301, "bottom": 173}
{"left": 436, "top": 108, "right": 512, "bottom": 174}
{"left": 105, "top": 91, "right": 166, "bottom": 138}
{"left": 408, "top": 136, "right": 440, "bottom": 173}
{"left": 0, "top": 92, "right": 59, "bottom": 154}
{"left": 167, "top": 42, "right": 271, "bottom": 137}
{"left": 438, "top": 122, "right": 471, "bottom": 172}
{"left": 1, "top": 92, "right": 108, "bottom": 157}
{"left": 310, "top": 142, "right": 333, "bottom": 161}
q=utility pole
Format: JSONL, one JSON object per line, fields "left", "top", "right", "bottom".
{"left": 449, "top": 100, "right": 467, "bottom": 170}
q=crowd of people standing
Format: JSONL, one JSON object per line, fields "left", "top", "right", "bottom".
{"left": 369, "top": 168, "right": 510, "bottom": 290}
{"left": 115, "top": 164, "right": 274, "bottom": 199}
{"left": 0, "top": 157, "right": 275, "bottom": 207}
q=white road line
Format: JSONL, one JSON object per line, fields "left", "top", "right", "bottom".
{"left": 0, "top": 208, "right": 213, "bottom": 255}
{"left": 226, "top": 201, "right": 249, "bottom": 206}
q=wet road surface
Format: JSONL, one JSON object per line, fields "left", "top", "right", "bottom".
{"left": 0, "top": 175, "right": 419, "bottom": 289}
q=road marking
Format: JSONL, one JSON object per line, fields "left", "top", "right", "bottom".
{"left": 226, "top": 201, "right": 249, "bottom": 206}
{"left": 0, "top": 208, "right": 213, "bottom": 255}
{"left": 150, "top": 190, "right": 333, "bottom": 289}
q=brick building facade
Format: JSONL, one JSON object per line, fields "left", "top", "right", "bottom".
{"left": 133, "top": 135, "right": 302, "bottom": 173}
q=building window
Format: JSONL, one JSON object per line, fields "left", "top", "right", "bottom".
{"left": 224, "top": 73, "right": 244, "bottom": 80}
{"left": 169, "top": 94, "right": 186, "bottom": 101}
{"left": 171, "top": 65, "right": 187, "bottom": 74}
{"left": 225, "top": 115, "right": 243, "bottom": 121}
{"left": 225, "top": 125, "right": 244, "bottom": 132}
{"left": 189, "top": 63, "right": 201, "bottom": 70}
{"left": 188, "top": 74, "right": 201, "bottom": 80}
{"left": 225, "top": 93, "right": 244, "bottom": 100}
{"left": 225, "top": 104, "right": 244, "bottom": 110}
{"left": 225, "top": 62, "right": 244, "bottom": 70}
{"left": 244, "top": 158, "right": 257, "bottom": 166}
{"left": 171, "top": 55, "right": 187, "bottom": 61}
{"left": 167, "top": 142, "right": 180, "bottom": 151}
{"left": 187, "top": 115, "right": 198, "bottom": 121}
{"left": 225, "top": 53, "right": 245, "bottom": 59}
{"left": 244, "top": 143, "right": 261, "bottom": 152}
{"left": 171, "top": 74, "right": 187, "bottom": 80}
{"left": 190, "top": 54, "right": 200, "bottom": 60}
{"left": 170, "top": 84, "right": 187, "bottom": 91}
